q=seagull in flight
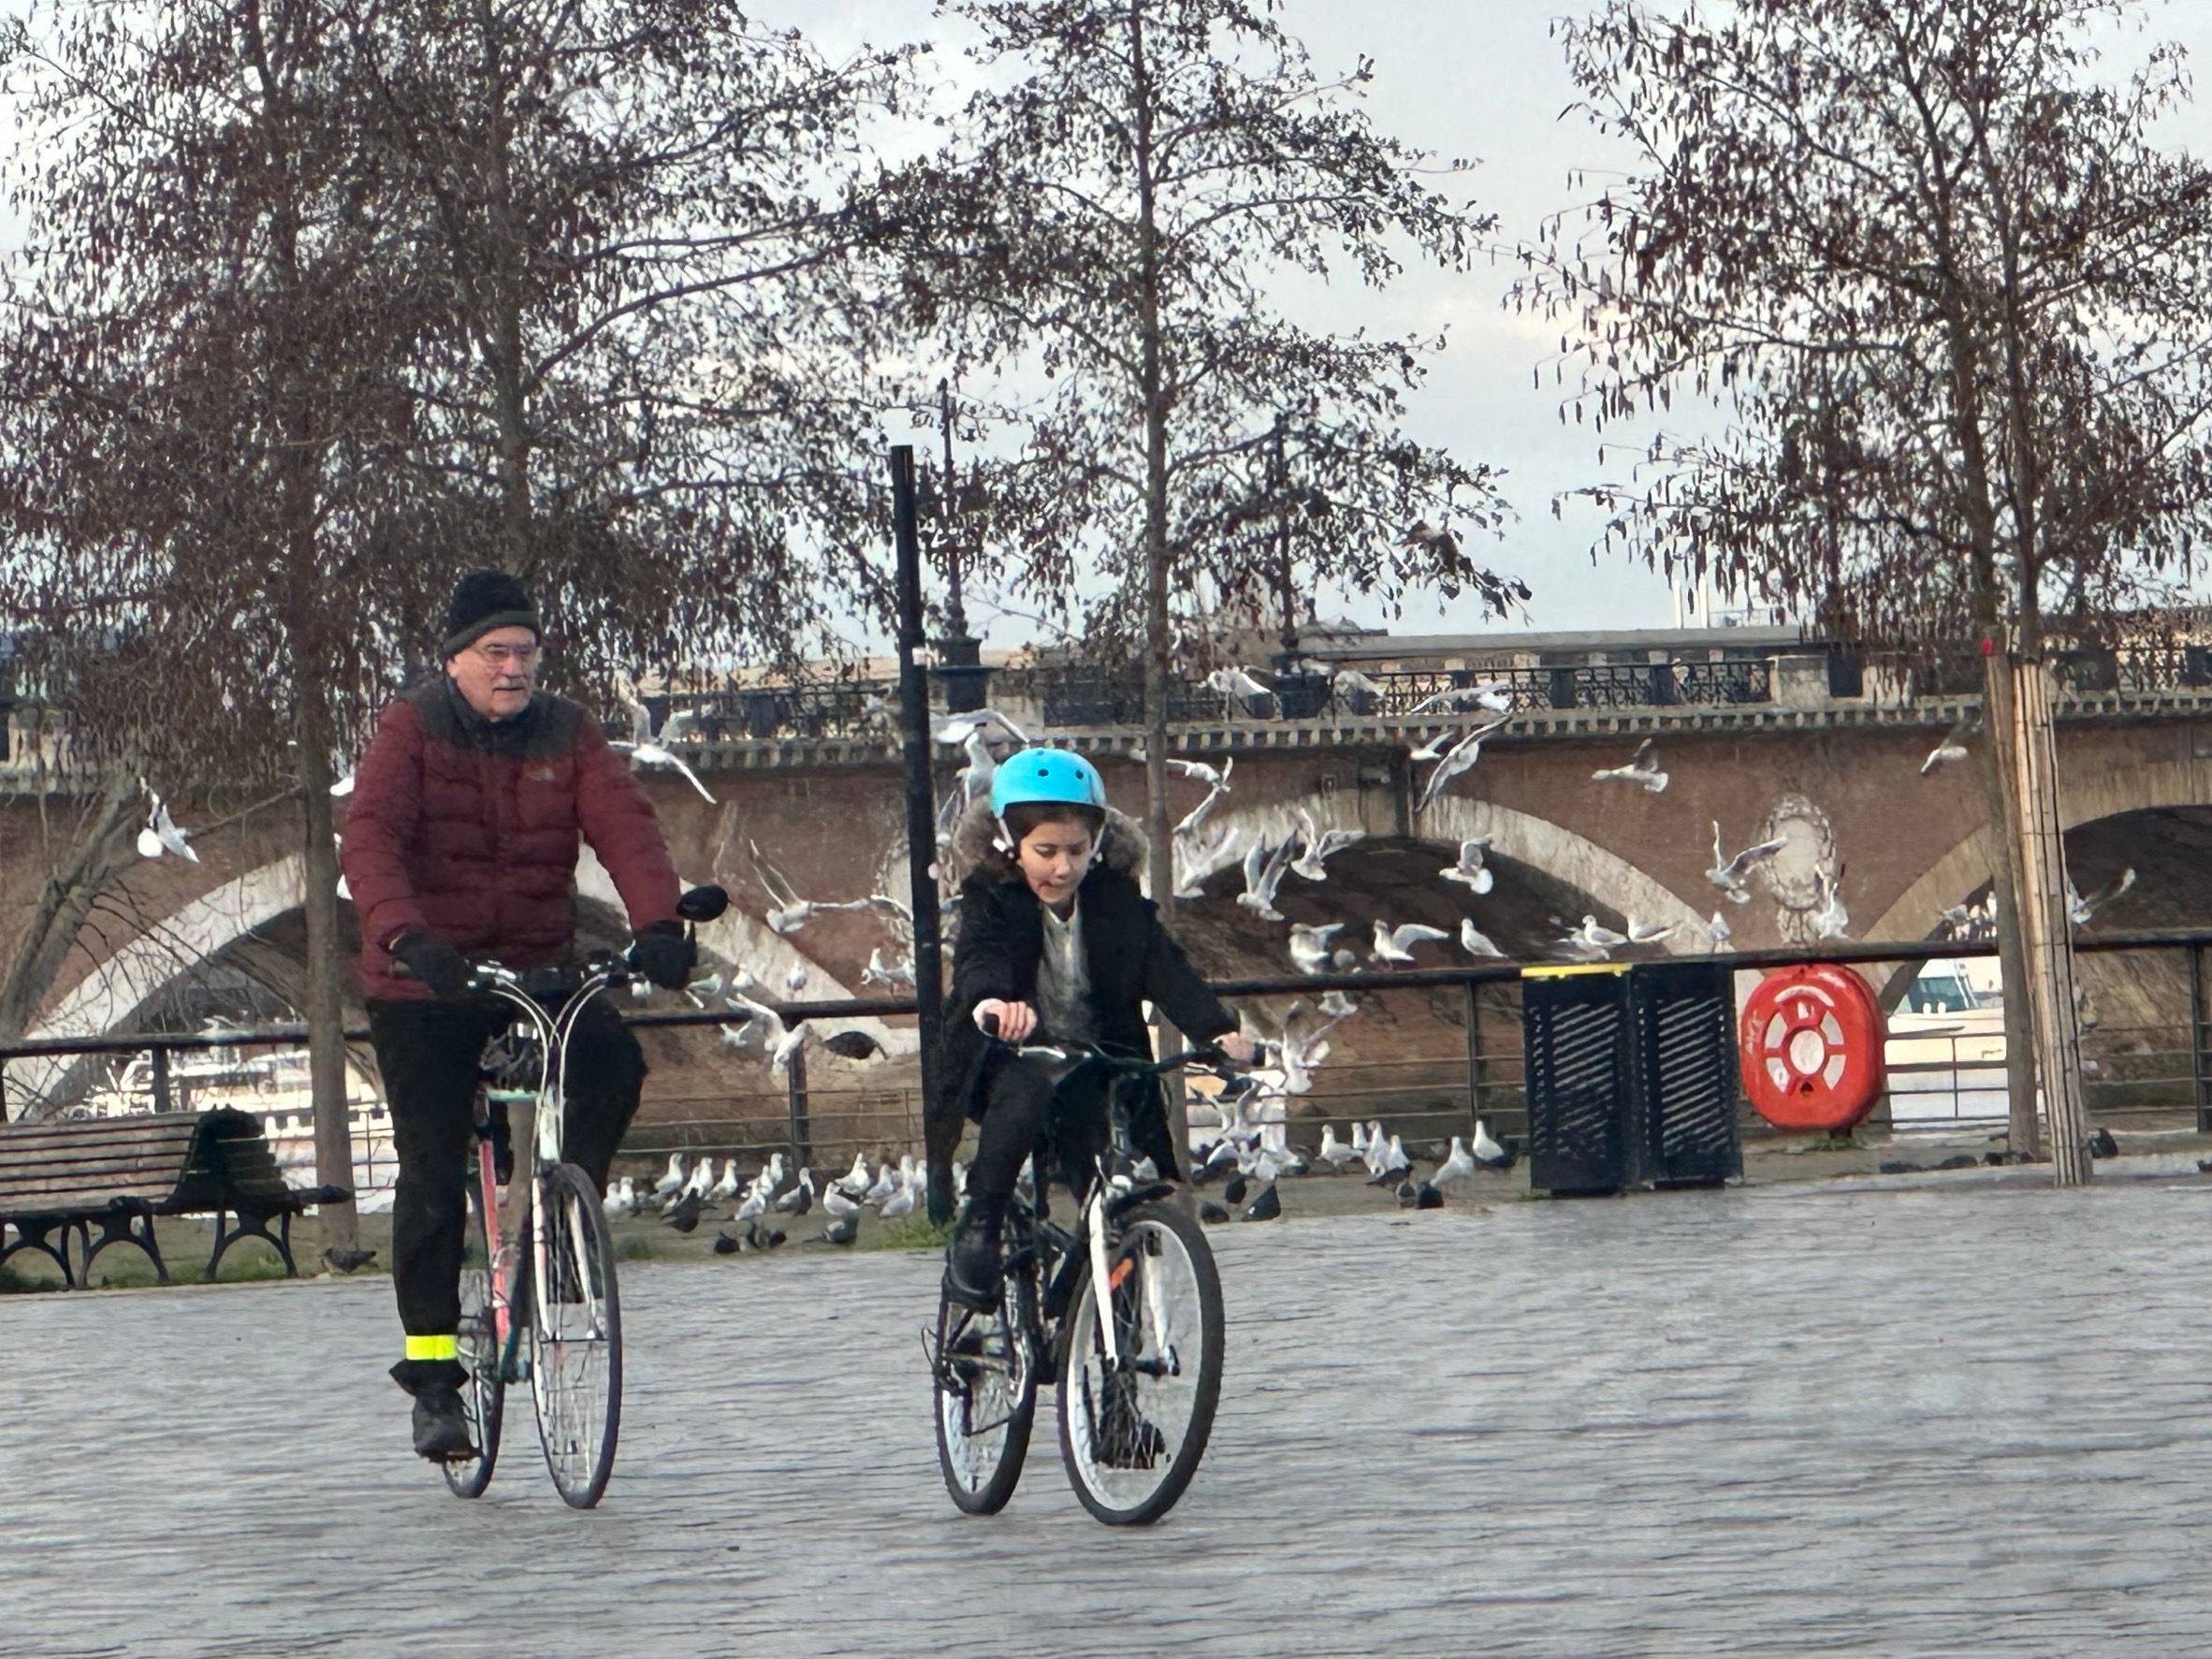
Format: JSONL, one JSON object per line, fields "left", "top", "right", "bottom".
{"left": 1405, "top": 682, "right": 1511, "bottom": 717}
{"left": 1708, "top": 822, "right": 1787, "bottom": 904}
{"left": 1166, "top": 756, "right": 1232, "bottom": 790}
{"left": 1416, "top": 715, "right": 1510, "bottom": 813}
{"left": 611, "top": 684, "right": 717, "bottom": 803}
{"left": 1371, "top": 920, "right": 1452, "bottom": 967}
{"left": 1171, "top": 756, "right": 1235, "bottom": 840}
{"left": 1331, "top": 668, "right": 1387, "bottom": 701}
{"left": 938, "top": 708, "right": 1029, "bottom": 747}
{"left": 1289, "top": 808, "right": 1364, "bottom": 881}
{"left": 1811, "top": 868, "right": 1850, "bottom": 940}
{"left": 860, "top": 948, "right": 916, "bottom": 990}
{"left": 1440, "top": 837, "right": 1495, "bottom": 895}
{"left": 1920, "top": 712, "right": 1978, "bottom": 776}
{"left": 1237, "top": 837, "right": 1297, "bottom": 922}
{"left": 1591, "top": 737, "right": 1667, "bottom": 793}
{"left": 751, "top": 840, "right": 873, "bottom": 935}
{"left": 1289, "top": 923, "right": 1344, "bottom": 975}
{"left": 137, "top": 784, "right": 200, "bottom": 863}
{"left": 2067, "top": 867, "right": 2135, "bottom": 927}
{"left": 1206, "top": 666, "right": 1274, "bottom": 703}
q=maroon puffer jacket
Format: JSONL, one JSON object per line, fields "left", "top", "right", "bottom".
{"left": 342, "top": 676, "right": 681, "bottom": 1001}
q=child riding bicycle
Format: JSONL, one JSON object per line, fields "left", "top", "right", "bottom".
{"left": 935, "top": 749, "right": 1255, "bottom": 1311}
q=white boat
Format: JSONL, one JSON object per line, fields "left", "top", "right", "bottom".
{"left": 1885, "top": 959, "right": 2011, "bottom": 1128}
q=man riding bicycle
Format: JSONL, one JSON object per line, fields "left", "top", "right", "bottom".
{"left": 342, "top": 570, "right": 695, "bottom": 1462}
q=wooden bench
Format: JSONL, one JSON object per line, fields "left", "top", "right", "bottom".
{"left": 0, "top": 1108, "right": 349, "bottom": 1288}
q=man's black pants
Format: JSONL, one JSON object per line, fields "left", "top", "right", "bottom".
{"left": 368, "top": 996, "right": 645, "bottom": 1395}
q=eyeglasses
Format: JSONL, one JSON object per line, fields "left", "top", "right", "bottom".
{"left": 473, "top": 643, "right": 540, "bottom": 668}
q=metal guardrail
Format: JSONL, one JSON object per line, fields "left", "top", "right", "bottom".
{"left": 10, "top": 932, "right": 2212, "bottom": 1170}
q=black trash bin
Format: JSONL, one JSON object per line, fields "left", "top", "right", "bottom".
{"left": 1625, "top": 960, "right": 1742, "bottom": 1188}
{"left": 1522, "top": 959, "right": 1741, "bottom": 1195}
{"left": 1522, "top": 965, "right": 1634, "bottom": 1195}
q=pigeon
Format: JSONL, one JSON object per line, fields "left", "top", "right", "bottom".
{"left": 1372, "top": 920, "right": 1452, "bottom": 967}
{"left": 1289, "top": 923, "right": 1346, "bottom": 976}
{"left": 1708, "top": 822, "right": 1787, "bottom": 904}
{"left": 1471, "top": 1119, "right": 1513, "bottom": 1171}
{"left": 821, "top": 1028, "right": 885, "bottom": 1062}
{"left": 712, "top": 1231, "right": 742, "bottom": 1256}
{"left": 1239, "top": 1183, "right": 1283, "bottom": 1221}
{"left": 663, "top": 1190, "right": 706, "bottom": 1233}
{"left": 1920, "top": 712, "right": 1977, "bottom": 775}
{"left": 746, "top": 1221, "right": 788, "bottom": 1251}
{"left": 1414, "top": 1182, "right": 1445, "bottom": 1210}
{"left": 1460, "top": 919, "right": 1506, "bottom": 959}
{"left": 819, "top": 1214, "right": 859, "bottom": 1246}
{"left": 2088, "top": 1126, "right": 2119, "bottom": 1159}
{"left": 1591, "top": 737, "right": 1667, "bottom": 793}
{"left": 1222, "top": 1173, "right": 1249, "bottom": 1207}
{"left": 1237, "top": 837, "right": 1297, "bottom": 922}
{"left": 1440, "top": 837, "right": 1495, "bottom": 895}
{"left": 1199, "top": 1201, "right": 1232, "bottom": 1225}
{"left": 1288, "top": 808, "right": 1365, "bottom": 881}
{"left": 320, "top": 1245, "right": 378, "bottom": 1274}
{"left": 1415, "top": 716, "right": 1510, "bottom": 812}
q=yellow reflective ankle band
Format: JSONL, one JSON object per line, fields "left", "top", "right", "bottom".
{"left": 405, "top": 1334, "right": 459, "bottom": 1361}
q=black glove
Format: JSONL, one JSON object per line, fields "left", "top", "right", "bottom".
{"left": 389, "top": 931, "right": 472, "bottom": 1000}
{"left": 628, "top": 921, "right": 692, "bottom": 990}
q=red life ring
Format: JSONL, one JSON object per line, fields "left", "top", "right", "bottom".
{"left": 1738, "top": 965, "right": 1886, "bottom": 1133}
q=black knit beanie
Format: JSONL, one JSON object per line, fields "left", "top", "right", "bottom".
{"left": 441, "top": 569, "right": 541, "bottom": 659}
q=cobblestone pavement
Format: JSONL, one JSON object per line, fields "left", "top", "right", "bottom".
{"left": 9, "top": 1175, "right": 2212, "bottom": 1657}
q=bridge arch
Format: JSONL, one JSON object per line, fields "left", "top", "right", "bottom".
{"left": 1175, "top": 791, "right": 1713, "bottom": 951}
{"left": 1867, "top": 756, "right": 2212, "bottom": 944}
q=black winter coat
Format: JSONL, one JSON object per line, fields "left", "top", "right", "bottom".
{"left": 934, "top": 858, "right": 1235, "bottom": 1125}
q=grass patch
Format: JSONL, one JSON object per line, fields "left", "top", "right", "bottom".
{"left": 1806, "top": 1132, "right": 1861, "bottom": 1152}
{"left": 864, "top": 1215, "right": 953, "bottom": 1253}
{"left": 615, "top": 1234, "right": 660, "bottom": 1262}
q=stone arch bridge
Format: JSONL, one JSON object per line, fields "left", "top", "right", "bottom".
{"left": 7, "top": 678, "right": 2212, "bottom": 1116}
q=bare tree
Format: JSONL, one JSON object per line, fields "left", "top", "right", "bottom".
{"left": 1516, "top": 0, "right": 2212, "bottom": 1169}
{"left": 898, "top": 0, "right": 1520, "bottom": 902}
{"left": 343, "top": 0, "right": 922, "bottom": 683}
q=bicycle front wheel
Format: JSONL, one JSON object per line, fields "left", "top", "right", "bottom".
{"left": 529, "top": 1161, "right": 622, "bottom": 1508}
{"left": 933, "top": 1261, "right": 1039, "bottom": 1515}
{"left": 443, "top": 1169, "right": 506, "bottom": 1500}
{"left": 1057, "top": 1200, "right": 1223, "bottom": 1526}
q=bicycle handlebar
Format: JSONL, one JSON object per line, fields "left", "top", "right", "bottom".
{"left": 977, "top": 1011, "right": 1230, "bottom": 1077}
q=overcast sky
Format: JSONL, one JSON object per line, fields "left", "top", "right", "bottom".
{"left": 7, "top": 2, "right": 2211, "bottom": 645}
{"left": 803, "top": 0, "right": 2212, "bottom": 643}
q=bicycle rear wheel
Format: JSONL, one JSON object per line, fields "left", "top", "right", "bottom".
{"left": 933, "top": 1258, "right": 1038, "bottom": 1514}
{"left": 1057, "top": 1200, "right": 1223, "bottom": 1525}
{"left": 443, "top": 1165, "right": 506, "bottom": 1499}
{"left": 529, "top": 1160, "right": 622, "bottom": 1508}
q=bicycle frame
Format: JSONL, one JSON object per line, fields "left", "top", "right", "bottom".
{"left": 469, "top": 961, "right": 628, "bottom": 1372}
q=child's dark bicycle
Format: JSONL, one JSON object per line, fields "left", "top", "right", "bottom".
{"left": 929, "top": 1021, "right": 1230, "bottom": 1526}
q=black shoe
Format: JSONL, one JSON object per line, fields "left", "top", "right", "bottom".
{"left": 412, "top": 1387, "right": 477, "bottom": 1463}
{"left": 1094, "top": 1366, "right": 1165, "bottom": 1470}
{"left": 943, "top": 1218, "right": 1002, "bottom": 1312}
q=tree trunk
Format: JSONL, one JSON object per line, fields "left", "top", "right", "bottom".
{"left": 294, "top": 690, "right": 361, "bottom": 1252}
{"left": 1978, "top": 653, "right": 2041, "bottom": 1158}
{"left": 2000, "top": 656, "right": 2091, "bottom": 1185}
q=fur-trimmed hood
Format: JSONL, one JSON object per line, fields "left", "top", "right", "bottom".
{"left": 948, "top": 797, "right": 1147, "bottom": 887}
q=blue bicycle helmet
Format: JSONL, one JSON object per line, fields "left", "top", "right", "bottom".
{"left": 990, "top": 748, "right": 1108, "bottom": 820}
